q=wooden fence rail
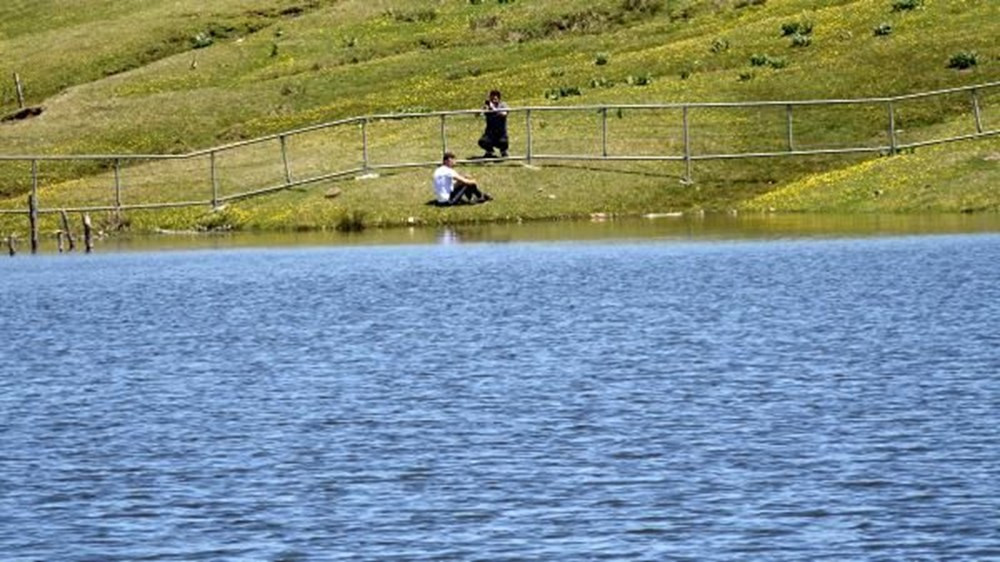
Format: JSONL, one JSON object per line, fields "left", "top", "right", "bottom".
{"left": 1, "top": 81, "right": 998, "bottom": 229}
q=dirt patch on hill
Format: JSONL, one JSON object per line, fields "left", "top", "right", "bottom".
{"left": 1, "top": 106, "right": 44, "bottom": 123}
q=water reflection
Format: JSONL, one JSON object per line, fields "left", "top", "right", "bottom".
{"left": 437, "top": 227, "right": 460, "bottom": 245}
{"left": 31, "top": 213, "right": 1000, "bottom": 253}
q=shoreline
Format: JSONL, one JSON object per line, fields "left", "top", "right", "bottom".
{"left": 7, "top": 211, "right": 1000, "bottom": 256}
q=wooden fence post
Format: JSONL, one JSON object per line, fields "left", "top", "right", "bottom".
{"left": 525, "top": 109, "right": 533, "bottom": 165}
{"left": 279, "top": 135, "right": 292, "bottom": 184}
{"left": 361, "top": 118, "right": 370, "bottom": 171}
{"left": 440, "top": 114, "right": 448, "bottom": 154}
{"left": 57, "top": 231, "right": 65, "bottom": 253}
{"left": 13, "top": 73, "right": 25, "bottom": 109}
{"left": 682, "top": 105, "right": 693, "bottom": 184}
{"left": 601, "top": 107, "right": 609, "bottom": 158}
{"left": 83, "top": 214, "right": 94, "bottom": 254}
{"left": 886, "top": 101, "right": 897, "bottom": 155}
{"left": 785, "top": 104, "right": 795, "bottom": 152}
{"left": 28, "top": 159, "right": 39, "bottom": 254}
{"left": 210, "top": 151, "right": 220, "bottom": 209}
{"left": 60, "top": 210, "right": 76, "bottom": 251}
{"left": 27, "top": 194, "right": 38, "bottom": 254}
{"left": 113, "top": 158, "right": 123, "bottom": 214}
{"left": 971, "top": 88, "right": 983, "bottom": 134}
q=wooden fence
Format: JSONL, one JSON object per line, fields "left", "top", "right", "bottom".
{"left": 1, "top": 80, "right": 998, "bottom": 252}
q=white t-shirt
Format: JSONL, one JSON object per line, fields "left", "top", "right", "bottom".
{"left": 433, "top": 165, "right": 458, "bottom": 203}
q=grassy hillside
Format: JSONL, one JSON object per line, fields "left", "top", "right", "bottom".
{"left": 1, "top": 0, "right": 998, "bottom": 234}
{"left": 743, "top": 119, "right": 1000, "bottom": 212}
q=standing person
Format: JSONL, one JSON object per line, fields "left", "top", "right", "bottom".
{"left": 432, "top": 151, "right": 492, "bottom": 206}
{"left": 479, "top": 89, "right": 509, "bottom": 158}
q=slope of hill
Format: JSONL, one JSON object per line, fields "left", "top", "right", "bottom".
{"left": 1, "top": 0, "right": 997, "bottom": 232}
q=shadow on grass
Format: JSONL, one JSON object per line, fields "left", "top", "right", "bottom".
{"left": 539, "top": 162, "right": 684, "bottom": 181}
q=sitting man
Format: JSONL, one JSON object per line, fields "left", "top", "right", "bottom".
{"left": 478, "top": 89, "right": 509, "bottom": 158}
{"left": 432, "top": 151, "right": 492, "bottom": 206}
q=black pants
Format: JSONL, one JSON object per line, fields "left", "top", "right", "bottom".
{"left": 435, "top": 180, "right": 486, "bottom": 206}
{"left": 478, "top": 132, "right": 508, "bottom": 155}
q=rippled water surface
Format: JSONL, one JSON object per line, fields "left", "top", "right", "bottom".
{"left": 2, "top": 226, "right": 999, "bottom": 560}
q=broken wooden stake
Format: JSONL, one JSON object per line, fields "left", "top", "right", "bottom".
{"left": 83, "top": 214, "right": 94, "bottom": 253}
{"left": 28, "top": 193, "right": 38, "bottom": 255}
{"left": 60, "top": 210, "right": 76, "bottom": 251}
{"left": 13, "top": 72, "right": 25, "bottom": 109}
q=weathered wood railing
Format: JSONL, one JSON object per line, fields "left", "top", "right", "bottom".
{"left": 1, "top": 80, "right": 998, "bottom": 252}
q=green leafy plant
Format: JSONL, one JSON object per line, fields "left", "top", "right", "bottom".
{"left": 540, "top": 10, "right": 615, "bottom": 36}
{"left": 947, "top": 51, "right": 978, "bottom": 70}
{"left": 544, "top": 85, "right": 583, "bottom": 99}
{"left": 191, "top": 32, "right": 214, "bottom": 49}
{"left": 196, "top": 207, "right": 246, "bottom": 231}
{"left": 873, "top": 22, "right": 893, "bottom": 36}
{"left": 384, "top": 8, "right": 438, "bottom": 23}
{"left": 891, "top": 0, "right": 922, "bottom": 11}
{"left": 626, "top": 72, "right": 654, "bottom": 86}
{"left": 589, "top": 77, "right": 616, "bottom": 88}
{"left": 595, "top": 52, "right": 610, "bottom": 65}
{"left": 790, "top": 33, "right": 812, "bottom": 47}
{"left": 750, "top": 54, "right": 786, "bottom": 68}
{"left": 710, "top": 37, "right": 730, "bottom": 53}
{"left": 781, "top": 21, "right": 813, "bottom": 36}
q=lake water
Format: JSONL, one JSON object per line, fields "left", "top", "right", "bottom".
{"left": 2, "top": 217, "right": 999, "bottom": 560}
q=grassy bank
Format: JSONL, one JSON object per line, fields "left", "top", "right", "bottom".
{"left": 744, "top": 134, "right": 1000, "bottom": 213}
{"left": 1, "top": 0, "right": 998, "bottom": 236}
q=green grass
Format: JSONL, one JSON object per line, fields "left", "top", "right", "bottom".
{"left": 743, "top": 126, "right": 1000, "bottom": 213}
{"left": 1, "top": 0, "right": 998, "bottom": 236}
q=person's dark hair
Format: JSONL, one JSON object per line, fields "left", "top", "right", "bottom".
{"left": 489, "top": 89, "right": 501, "bottom": 98}
{"left": 443, "top": 151, "right": 456, "bottom": 162}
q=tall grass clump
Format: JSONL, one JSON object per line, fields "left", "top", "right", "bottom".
{"left": 626, "top": 72, "right": 654, "bottom": 86}
{"left": 790, "top": 33, "right": 811, "bottom": 47}
{"left": 621, "top": 0, "right": 664, "bottom": 15}
{"left": 780, "top": 21, "right": 813, "bottom": 36}
{"left": 891, "top": 0, "right": 922, "bottom": 11}
{"left": 336, "top": 210, "right": 367, "bottom": 232}
{"left": 545, "top": 85, "right": 583, "bottom": 100}
{"left": 710, "top": 37, "right": 730, "bottom": 53}
{"left": 749, "top": 54, "right": 787, "bottom": 69}
{"left": 385, "top": 8, "right": 438, "bottom": 23}
{"left": 781, "top": 20, "right": 813, "bottom": 47}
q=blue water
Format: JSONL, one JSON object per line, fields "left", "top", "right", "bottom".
{"left": 2, "top": 233, "right": 999, "bottom": 560}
